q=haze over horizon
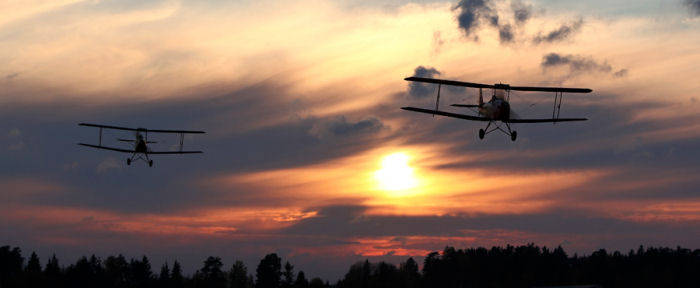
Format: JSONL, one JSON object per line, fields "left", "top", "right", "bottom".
{"left": 2, "top": 0, "right": 700, "bottom": 281}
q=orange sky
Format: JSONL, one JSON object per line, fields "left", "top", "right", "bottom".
{"left": 2, "top": 0, "right": 700, "bottom": 281}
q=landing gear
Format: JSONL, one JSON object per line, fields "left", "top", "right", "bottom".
{"left": 148, "top": 160, "right": 153, "bottom": 167}
{"left": 479, "top": 121, "right": 518, "bottom": 141}
{"left": 127, "top": 158, "right": 131, "bottom": 165}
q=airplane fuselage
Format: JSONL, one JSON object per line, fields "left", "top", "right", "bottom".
{"left": 479, "top": 96, "right": 510, "bottom": 121}
{"left": 134, "top": 133, "right": 148, "bottom": 153}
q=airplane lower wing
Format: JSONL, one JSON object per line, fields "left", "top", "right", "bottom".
{"left": 507, "top": 118, "right": 587, "bottom": 123}
{"left": 401, "top": 107, "right": 586, "bottom": 123}
{"left": 78, "top": 143, "right": 135, "bottom": 153}
{"left": 78, "top": 143, "right": 202, "bottom": 154}
{"left": 401, "top": 107, "right": 491, "bottom": 121}
{"left": 148, "top": 151, "right": 203, "bottom": 154}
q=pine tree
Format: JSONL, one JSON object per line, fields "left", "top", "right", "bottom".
{"left": 256, "top": 253, "right": 281, "bottom": 288}
{"left": 282, "top": 261, "right": 295, "bottom": 288}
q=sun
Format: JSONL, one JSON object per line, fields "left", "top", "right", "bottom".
{"left": 374, "top": 152, "right": 419, "bottom": 192}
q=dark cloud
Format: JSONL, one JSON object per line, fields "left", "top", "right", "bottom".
{"left": 533, "top": 19, "right": 583, "bottom": 44}
{"left": 407, "top": 66, "right": 442, "bottom": 98}
{"left": 541, "top": 53, "right": 612, "bottom": 74}
{"left": 498, "top": 24, "right": 515, "bottom": 43}
{"left": 5, "top": 73, "right": 19, "bottom": 80}
{"left": 454, "top": 0, "right": 499, "bottom": 39}
{"left": 0, "top": 79, "right": 392, "bottom": 213}
{"left": 684, "top": 0, "right": 700, "bottom": 16}
{"left": 613, "top": 69, "right": 629, "bottom": 78}
{"left": 282, "top": 205, "right": 700, "bottom": 249}
{"left": 453, "top": 0, "right": 540, "bottom": 45}
{"left": 511, "top": 0, "right": 533, "bottom": 24}
{"left": 308, "top": 116, "right": 385, "bottom": 139}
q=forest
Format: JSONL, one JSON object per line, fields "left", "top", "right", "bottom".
{"left": 2, "top": 243, "right": 699, "bottom": 288}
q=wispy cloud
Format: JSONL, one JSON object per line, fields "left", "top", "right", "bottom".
{"left": 533, "top": 19, "right": 583, "bottom": 44}
{"left": 96, "top": 157, "right": 122, "bottom": 173}
{"left": 540, "top": 53, "right": 629, "bottom": 80}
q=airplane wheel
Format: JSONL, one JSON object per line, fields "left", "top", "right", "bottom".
{"left": 127, "top": 158, "right": 131, "bottom": 165}
{"left": 148, "top": 160, "right": 153, "bottom": 167}
{"left": 511, "top": 131, "right": 517, "bottom": 142}
{"left": 479, "top": 129, "right": 485, "bottom": 140}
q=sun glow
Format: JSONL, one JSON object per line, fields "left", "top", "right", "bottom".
{"left": 374, "top": 152, "right": 419, "bottom": 193}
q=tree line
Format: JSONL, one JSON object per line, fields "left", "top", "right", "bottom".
{"left": 2, "top": 243, "right": 700, "bottom": 288}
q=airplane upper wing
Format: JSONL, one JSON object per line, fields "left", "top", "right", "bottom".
{"left": 507, "top": 118, "right": 587, "bottom": 123}
{"left": 401, "top": 107, "right": 491, "bottom": 121}
{"left": 508, "top": 86, "right": 592, "bottom": 93}
{"left": 404, "top": 77, "right": 592, "bottom": 93}
{"left": 404, "top": 77, "right": 492, "bottom": 89}
{"left": 79, "top": 123, "right": 205, "bottom": 134}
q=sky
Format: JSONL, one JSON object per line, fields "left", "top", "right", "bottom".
{"left": 2, "top": 0, "right": 700, "bottom": 281}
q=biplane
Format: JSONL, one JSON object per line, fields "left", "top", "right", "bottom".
{"left": 402, "top": 77, "right": 592, "bottom": 141}
{"left": 78, "top": 123, "right": 205, "bottom": 167}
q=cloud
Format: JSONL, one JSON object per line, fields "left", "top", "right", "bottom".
{"left": 511, "top": 0, "right": 533, "bottom": 24}
{"left": 684, "top": 0, "right": 700, "bottom": 16}
{"left": 7, "top": 128, "right": 21, "bottom": 138}
{"left": 7, "top": 142, "right": 25, "bottom": 151}
{"left": 533, "top": 19, "right": 583, "bottom": 44}
{"left": 63, "top": 161, "right": 79, "bottom": 171}
{"left": 96, "top": 157, "right": 122, "bottom": 173}
{"left": 308, "top": 116, "right": 386, "bottom": 139}
{"left": 6, "top": 128, "right": 24, "bottom": 151}
{"left": 453, "top": 0, "right": 499, "bottom": 39}
{"left": 498, "top": 24, "right": 515, "bottom": 43}
{"left": 407, "top": 66, "right": 442, "bottom": 98}
{"left": 453, "top": 0, "right": 540, "bottom": 45}
{"left": 613, "top": 68, "right": 629, "bottom": 78}
{"left": 5, "top": 73, "right": 19, "bottom": 80}
{"left": 541, "top": 53, "right": 621, "bottom": 77}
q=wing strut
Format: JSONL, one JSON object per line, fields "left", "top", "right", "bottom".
{"left": 179, "top": 133, "right": 184, "bottom": 152}
{"left": 434, "top": 84, "right": 441, "bottom": 117}
{"left": 552, "top": 91, "right": 564, "bottom": 123}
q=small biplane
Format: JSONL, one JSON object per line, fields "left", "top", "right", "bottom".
{"left": 402, "top": 77, "right": 592, "bottom": 141}
{"left": 78, "top": 123, "right": 205, "bottom": 167}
